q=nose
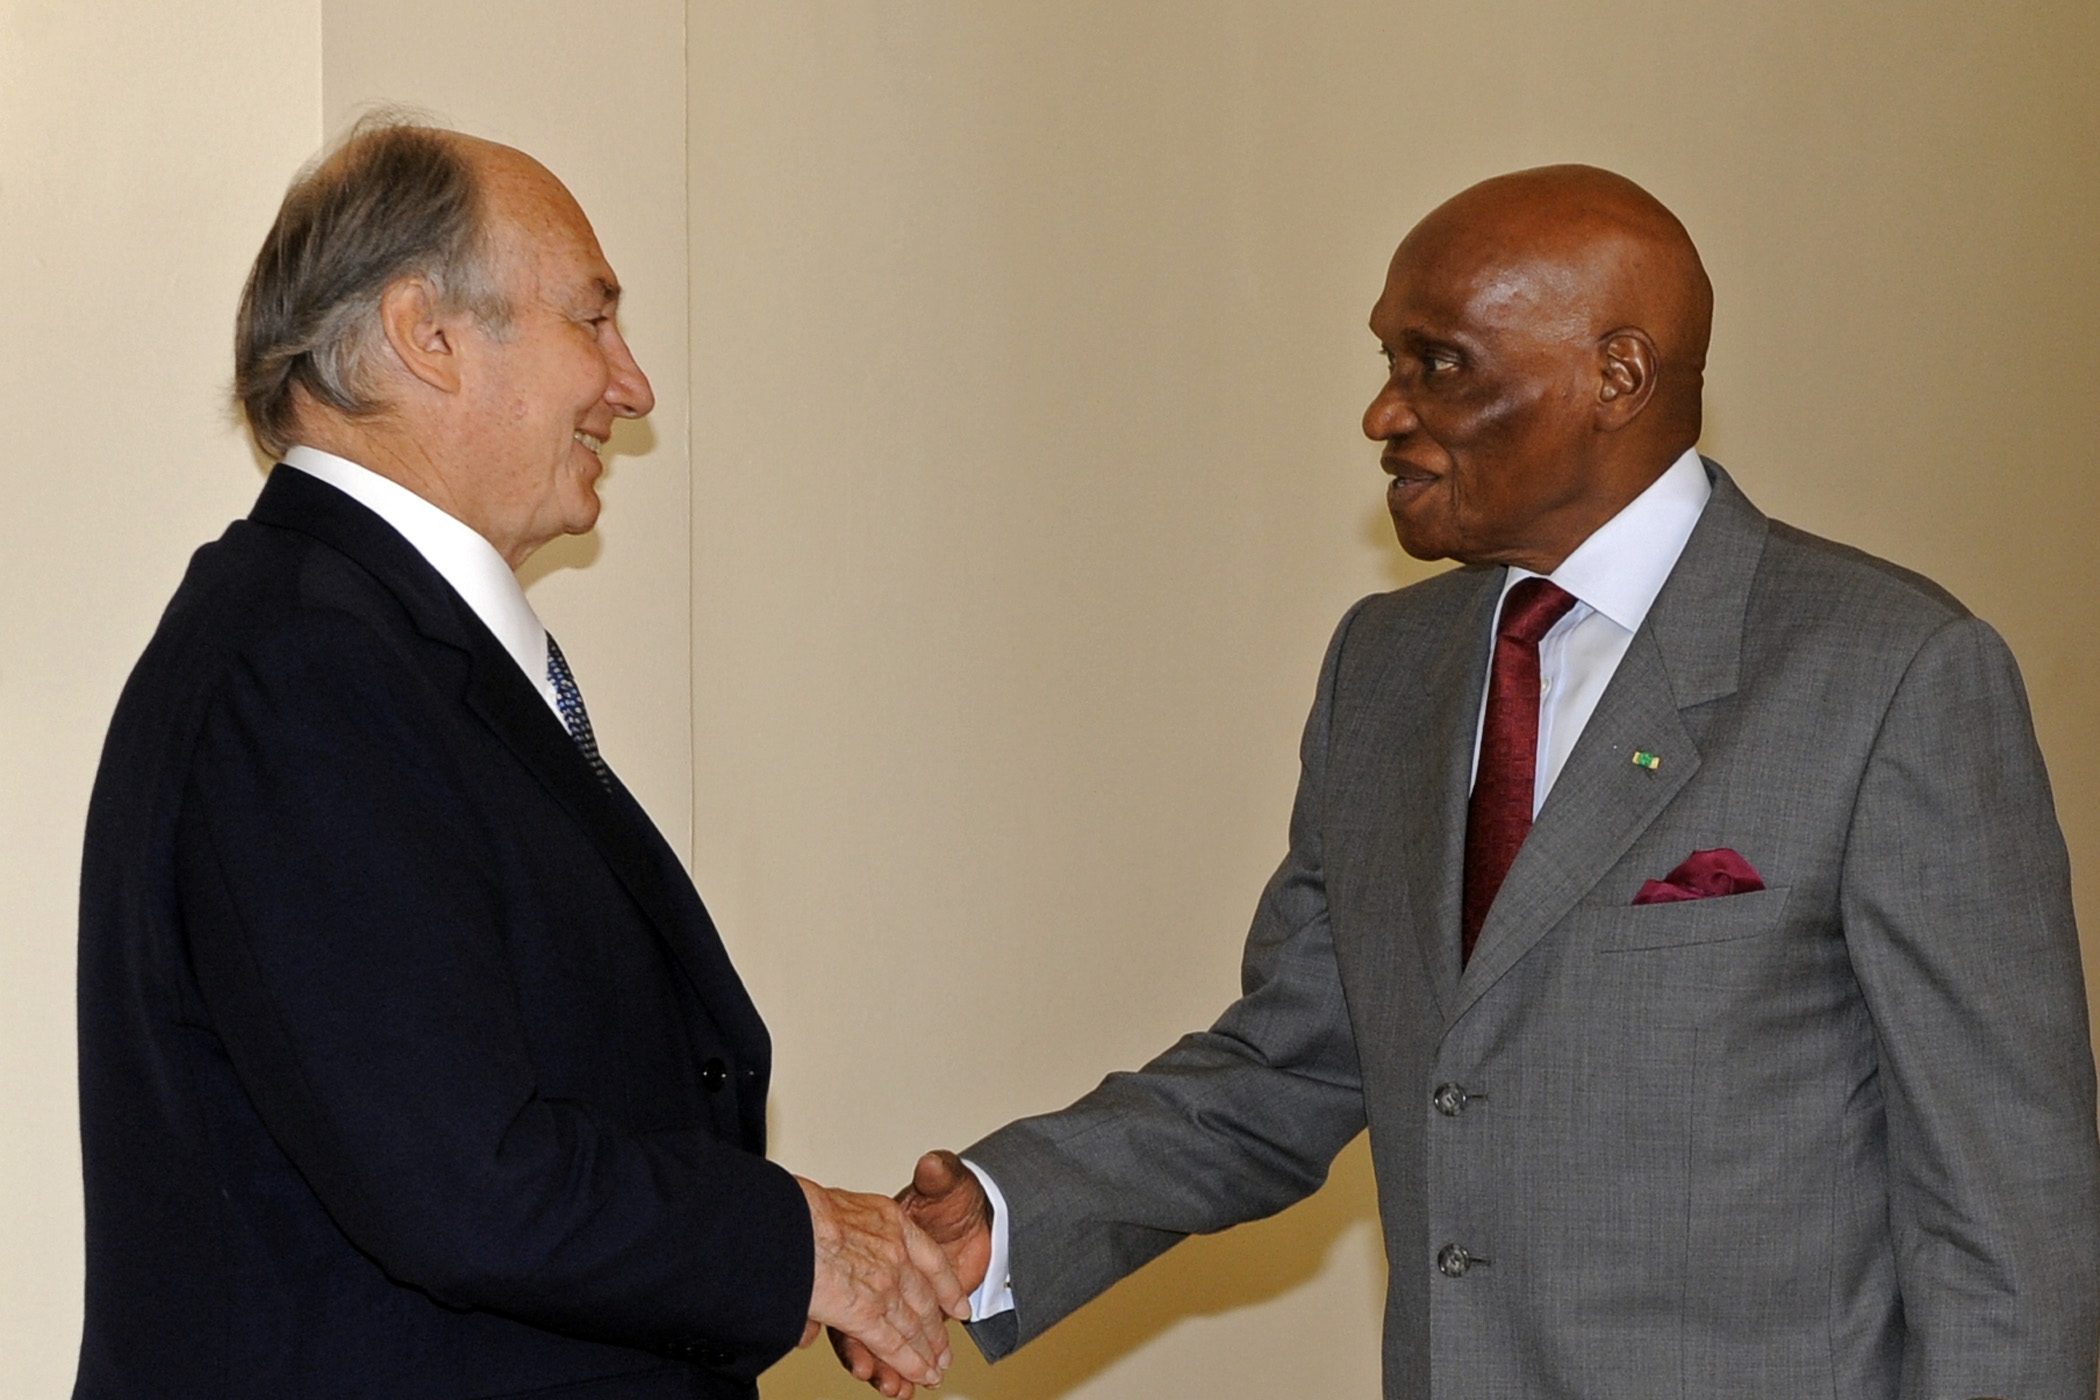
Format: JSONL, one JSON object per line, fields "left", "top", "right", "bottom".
{"left": 1363, "top": 375, "right": 1417, "bottom": 442}
{"left": 603, "top": 325, "right": 656, "bottom": 419}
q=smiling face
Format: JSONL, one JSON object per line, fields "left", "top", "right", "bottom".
{"left": 452, "top": 152, "right": 654, "bottom": 565}
{"left": 1362, "top": 167, "right": 1711, "bottom": 574}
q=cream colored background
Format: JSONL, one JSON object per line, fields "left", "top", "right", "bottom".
{"left": 4, "top": 2, "right": 2095, "bottom": 1397}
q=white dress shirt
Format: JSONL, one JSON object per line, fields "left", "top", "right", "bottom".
{"left": 1481, "top": 447, "right": 1712, "bottom": 814}
{"left": 280, "top": 446, "right": 565, "bottom": 720}
{"left": 964, "top": 447, "right": 1713, "bottom": 1321}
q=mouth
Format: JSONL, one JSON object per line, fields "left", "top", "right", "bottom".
{"left": 573, "top": 430, "right": 605, "bottom": 458}
{"left": 1382, "top": 451, "right": 1438, "bottom": 490}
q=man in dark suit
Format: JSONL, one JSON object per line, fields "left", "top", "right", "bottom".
{"left": 75, "top": 121, "right": 966, "bottom": 1399}
{"left": 838, "top": 166, "right": 2100, "bottom": 1398}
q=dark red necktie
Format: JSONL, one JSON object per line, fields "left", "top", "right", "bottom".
{"left": 1462, "top": 578, "right": 1578, "bottom": 964}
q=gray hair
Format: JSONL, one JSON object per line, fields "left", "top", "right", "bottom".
{"left": 233, "top": 117, "right": 510, "bottom": 457}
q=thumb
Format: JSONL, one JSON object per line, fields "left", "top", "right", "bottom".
{"left": 911, "top": 1150, "right": 970, "bottom": 1200}
{"left": 904, "top": 1150, "right": 991, "bottom": 1244}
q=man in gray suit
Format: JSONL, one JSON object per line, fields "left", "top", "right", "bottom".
{"left": 839, "top": 165, "right": 2100, "bottom": 1399}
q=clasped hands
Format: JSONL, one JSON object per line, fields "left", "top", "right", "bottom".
{"left": 798, "top": 1151, "right": 993, "bottom": 1397}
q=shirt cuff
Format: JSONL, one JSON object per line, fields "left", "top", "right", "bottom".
{"left": 960, "top": 1158, "right": 1015, "bottom": 1319}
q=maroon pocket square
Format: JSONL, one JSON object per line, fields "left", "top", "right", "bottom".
{"left": 1633, "top": 848, "right": 1766, "bottom": 904}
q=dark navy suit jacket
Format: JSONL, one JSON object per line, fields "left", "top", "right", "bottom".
{"left": 76, "top": 467, "right": 813, "bottom": 1398}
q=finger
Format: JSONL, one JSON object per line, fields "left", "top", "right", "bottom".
{"left": 822, "top": 1192, "right": 952, "bottom": 1384}
{"left": 870, "top": 1358, "right": 914, "bottom": 1400}
{"left": 880, "top": 1289, "right": 950, "bottom": 1382}
{"left": 840, "top": 1326, "right": 929, "bottom": 1396}
{"left": 913, "top": 1149, "right": 966, "bottom": 1198}
{"left": 886, "top": 1247, "right": 953, "bottom": 1350}
{"left": 859, "top": 1305, "right": 945, "bottom": 1390}
{"left": 901, "top": 1216, "right": 971, "bottom": 1319}
{"left": 879, "top": 1339, "right": 942, "bottom": 1391}
{"left": 872, "top": 1350, "right": 919, "bottom": 1397}
{"left": 830, "top": 1327, "right": 877, "bottom": 1382}
{"left": 909, "top": 1151, "right": 979, "bottom": 1228}
{"left": 883, "top": 1357, "right": 919, "bottom": 1400}
{"left": 904, "top": 1152, "right": 991, "bottom": 1246}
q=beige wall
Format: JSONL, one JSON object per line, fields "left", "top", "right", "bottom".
{"left": 0, "top": 2, "right": 320, "bottom": 1393}
{"left": 4, "top": 2, "right": 2095, "bottom": 1397}
{"left": 693, "top": 4, "right": 2100, "bottom": 1399}
{"left": 322, "top": 0, "right": 697, "bottom": 852}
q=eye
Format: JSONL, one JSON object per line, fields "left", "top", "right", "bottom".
{"left": 1422, "top": 348, "right": 1460, "bottom": 375}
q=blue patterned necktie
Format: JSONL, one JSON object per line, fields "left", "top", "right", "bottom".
{"left": 546, "top": 634, "right": 609, "bottom": 787}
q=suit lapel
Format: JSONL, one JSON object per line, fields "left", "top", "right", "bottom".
{"left": 1451, "top": 462, "right": 1768, "bottom": 1019}
{"left": 459, "top": 639, "right": 684, "bottom": 939}
{"left": 1454, "top": 632, "right": 1699, "bottom": 1007}
{"left": 251, "top": 466, "right": 769, "bottom": 1053}
{"left": 1334, "top": 570, "right": 1499, "bottom": 1025}
{"left": 459, "top": 645, "right": 772, "bottom": 1054}
{"left": 1391, "top": 582, "right": 1497, "bottom": 1020}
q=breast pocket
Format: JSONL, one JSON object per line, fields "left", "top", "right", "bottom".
{"left": 1584, "top": 885, "right": 1792, "bottom": 953}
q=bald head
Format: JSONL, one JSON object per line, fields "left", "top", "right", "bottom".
{"left": 1364, "top": 165, "right": 1714, "bottom": 571}
{"left": 1409, "top": 164, "right": 1711, "bottom": 435}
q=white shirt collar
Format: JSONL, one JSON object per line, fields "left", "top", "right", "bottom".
{"left": 1508, "top": 446, "right": 1712, "bottom": 632}
{"left": 279, "top": 446, "right": 556, "bottom": 713}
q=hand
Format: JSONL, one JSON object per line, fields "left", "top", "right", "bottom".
{"left": 900, "top": 1150, "right": 994, "bottom": 1291}
{"left": 797, "top": 1176, "right": 970, "bottom": 1391}
{"left": 831, "top": 1151, "right": 995, "bottom": 1397}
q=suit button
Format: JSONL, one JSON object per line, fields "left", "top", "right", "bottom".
{"left": 700, "top": 1058, "right": 728, "bottom": 1092}
{"left": 1437, "top": 1244, "right": 1476, "bottom": 1277}
{"left": 1432, "top": 1083, "right": 1471, "bottom": 1116}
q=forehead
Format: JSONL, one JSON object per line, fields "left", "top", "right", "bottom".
{"left": 1371, "top": 223, "right": 1585, "bottom": 349}
{"left": 482, "top": 158, "right": 619, "bottom": 305}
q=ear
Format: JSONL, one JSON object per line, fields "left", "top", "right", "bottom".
{"left": 1594, "top": 329, "right": 1659, "bottom": 431}
{"left": 377, "top": 276, "right": 467, "bottom": 395}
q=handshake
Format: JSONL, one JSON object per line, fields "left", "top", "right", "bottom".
{"left": 798, "top": 1150, "right": 992, "bottom": 1397}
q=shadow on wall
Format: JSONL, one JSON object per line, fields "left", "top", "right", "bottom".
{"left": 761, "top": 1134, "right": 1384, "bottom": 1400}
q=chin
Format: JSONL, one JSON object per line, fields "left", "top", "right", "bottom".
{"left": 562, "top": 489, "right": 603, "bottom": 536}
{"left": 1389, "top": 518, "right": 1455, "bottom": 564}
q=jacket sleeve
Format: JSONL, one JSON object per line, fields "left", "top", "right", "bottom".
{"left": 963, "top": 600, "right": 1373, "bottom": 1357}
{"left": 177, "top": 607, "right": 812, "bottom": 1374}
{"left": 1839, "top": 614, "right": 2100, "bottom": 1399}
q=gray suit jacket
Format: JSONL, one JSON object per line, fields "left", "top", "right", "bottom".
{"left": 966, "top": 463, "right": 2100, "bottom": 1399}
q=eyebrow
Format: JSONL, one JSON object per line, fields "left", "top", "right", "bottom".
{"left": 593, "top": 277, "right": 622, "bottom": 310}
{"left": 1384, "top": 326, "right": 1456, "bottom": 351}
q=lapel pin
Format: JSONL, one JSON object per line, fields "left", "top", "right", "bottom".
{"left": 1631, "top": 750, "right": 1661, "bottom": 771}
